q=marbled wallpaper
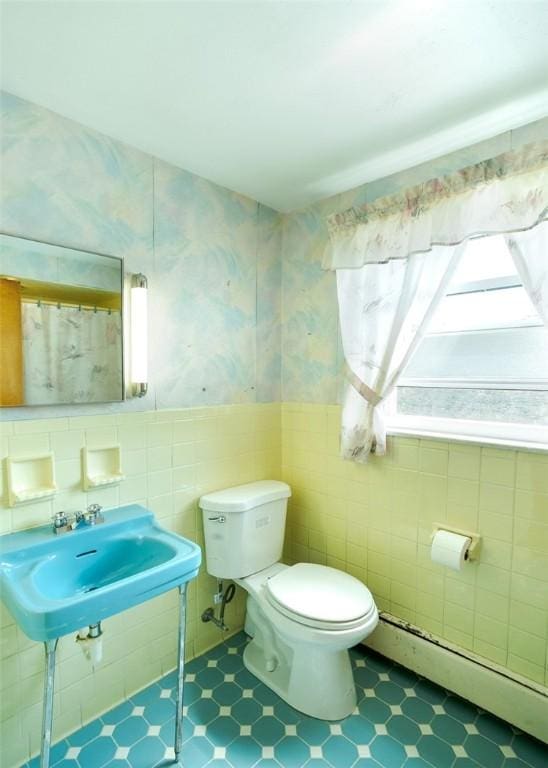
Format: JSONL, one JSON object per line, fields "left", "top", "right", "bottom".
{"left": 3, "top": 89, "right": 544, "bottom": 416}
{"left": 0, "top": 90, "right": 281, "bottom": 419}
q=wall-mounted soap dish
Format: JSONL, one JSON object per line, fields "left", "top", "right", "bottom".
{"left": 82, "top": 445, "right": 124, "bottom": 490}
{"left": 6, "top": 453, "right": 57, "bottom": 507}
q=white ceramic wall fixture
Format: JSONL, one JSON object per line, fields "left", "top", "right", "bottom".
{"left": 5, "top": 452, "right": 57, "bottom": 506}
{"left": 81, "top": 445, "right": 124, "bottom": 490}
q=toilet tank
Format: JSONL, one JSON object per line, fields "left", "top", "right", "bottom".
{"left": 199, "top": 480, "right": 291, "bottom": 579}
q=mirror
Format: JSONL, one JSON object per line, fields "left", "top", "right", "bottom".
{"left": 0, "top": 234, "right": 124, "bottom": 406}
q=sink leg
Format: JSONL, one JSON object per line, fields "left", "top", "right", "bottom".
{"left": 40, "top": 638, "right": 58, "bottom": 768}
{"left": 174, "top": 582, "right": 188, "bottom": 763}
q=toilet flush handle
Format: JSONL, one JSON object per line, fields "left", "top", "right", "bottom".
{"left": 208, "top": 516, "right": 226, "bottom": 523}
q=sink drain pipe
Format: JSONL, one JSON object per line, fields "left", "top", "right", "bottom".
{"left": 76, "top": 622, "right": 103, "bottom": 666}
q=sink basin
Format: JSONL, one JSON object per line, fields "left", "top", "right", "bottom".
{"left": 0, "top": 504, "right": 201, "bottom": 641}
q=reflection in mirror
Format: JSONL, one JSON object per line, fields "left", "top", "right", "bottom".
{"left": 0, "top": 234, "right": 124, "bottom": 406}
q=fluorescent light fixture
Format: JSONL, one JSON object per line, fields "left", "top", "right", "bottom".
{"left": 130, "top": 273, "right": 148, "bottom": 397}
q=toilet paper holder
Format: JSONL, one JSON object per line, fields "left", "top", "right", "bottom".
{"left": 431, "top": 523, "right": 481, "bottom": 561}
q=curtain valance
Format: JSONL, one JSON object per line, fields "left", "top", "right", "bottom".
{"left": 323, "top": 141, "right": 548, "bottom": 270}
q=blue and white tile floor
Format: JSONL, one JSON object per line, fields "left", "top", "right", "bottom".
{"left": 25, "top": 631, "right": 548, "bottom": 768}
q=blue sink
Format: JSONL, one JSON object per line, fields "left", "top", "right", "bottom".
{"left": 0, "top": 504, "right": 201, "bottom": 641}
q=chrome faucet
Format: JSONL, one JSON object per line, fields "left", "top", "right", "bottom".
{"left": 52, "top": 504, "right": 104, "bottom": 534}
{"left": 52, "top": 510, "right": 71, "bottom": 533}
{"left": 81, "top": 504, "right": 104, "bottom": 526}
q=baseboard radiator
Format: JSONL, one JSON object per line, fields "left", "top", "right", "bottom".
{"left": 363, "top": 612, "right": 548, "bottom": 744}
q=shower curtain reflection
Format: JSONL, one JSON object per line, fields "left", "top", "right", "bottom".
{"left": 22, "top": 302, "right": 123, "bottom": 404}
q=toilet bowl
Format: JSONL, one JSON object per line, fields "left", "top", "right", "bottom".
{"left": 199, "top": 480, "right": 379, "bottom": 720}
{"left": 238, "top": 561, "right": 378, "bottom": 720}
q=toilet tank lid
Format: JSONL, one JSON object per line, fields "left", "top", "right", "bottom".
{"left": 199, "top": 480, "right": 291, "bottom": 513}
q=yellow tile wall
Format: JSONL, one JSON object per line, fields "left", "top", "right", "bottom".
{"left": 0, "top": 403, "right": 281, "bottom": 768}
{"left": 2, "top": 399, "right": 547, "bottom": 765}
{"left": 280, "top": 402, "right": 548, "bottom": 690}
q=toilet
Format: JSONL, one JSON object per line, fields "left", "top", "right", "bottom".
{"left": 199, "top": 480, "right": 379, "bottom": 720}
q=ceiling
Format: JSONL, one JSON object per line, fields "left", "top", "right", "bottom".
{"left": 1, "top": 1, "right": 547, "bottom": 212}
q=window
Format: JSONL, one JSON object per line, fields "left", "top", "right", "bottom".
{"left": 389, "top": 235, "right": 548, "bottom": 447}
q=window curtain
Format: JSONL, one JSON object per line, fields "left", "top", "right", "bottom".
{"left": 324, "top": 141, "right": 548, "bottom": 462}
{"left": 506, "top": 220, "right": 548, "bottom": 324}
{"left": 22, "top": 303, "right": 122, "bottom": 404}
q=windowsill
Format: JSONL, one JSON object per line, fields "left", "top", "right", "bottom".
{"left": 387, "top": 415, "right": 548, "bottom": 453}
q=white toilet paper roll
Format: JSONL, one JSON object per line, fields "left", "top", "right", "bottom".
{"left": 431, "top": 529, "right": 471, "bottom": 571}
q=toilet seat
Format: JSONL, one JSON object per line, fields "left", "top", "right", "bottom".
{"left": 265, "top": 562, "right": 375, "bottom": 631}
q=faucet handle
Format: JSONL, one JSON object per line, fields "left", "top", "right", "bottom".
{"left": 52, "top": 511, "right": 68, "bottom": 529}
{"left": 84, "top": 503, "right": 104, "bottom": 525}
{"left": 52, "top": 511, "right": 78, "bottom": 533}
